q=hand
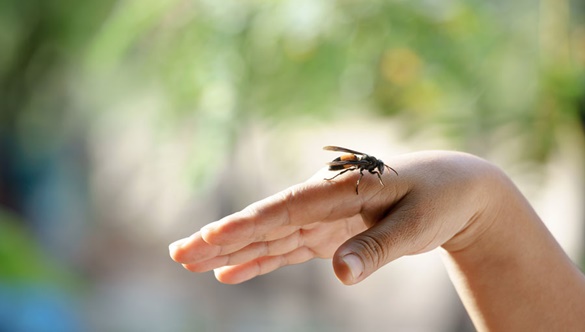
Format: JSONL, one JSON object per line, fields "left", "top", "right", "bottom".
{"left": 169, "top": 150, "right": 499, "bottom": 285}
{"left": 169, "top": 149, "right": 585, "bottom": 330}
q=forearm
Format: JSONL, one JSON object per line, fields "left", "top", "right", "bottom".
{"left": 442, "top": 167, "right": 585, "bottom": 331}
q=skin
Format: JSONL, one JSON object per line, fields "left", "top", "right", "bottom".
{"left": 169, "top": 150, "right": 585, "bottom": 330}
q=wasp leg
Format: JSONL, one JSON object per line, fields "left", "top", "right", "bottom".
{"left": 324, "top": 167, "right": 356, "bottom": 181}
{"left": 355, "top": 169, "right": 365, "bottom": 195}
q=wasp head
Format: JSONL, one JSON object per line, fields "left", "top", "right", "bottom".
{"left": 377, "top": 159, "right": 386, "bottom": 174}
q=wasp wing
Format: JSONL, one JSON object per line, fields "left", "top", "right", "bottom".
{"left": 323, "top": 145, "right": 366, "bottom": 156}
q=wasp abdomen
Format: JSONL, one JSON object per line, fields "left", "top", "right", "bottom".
{"left": 328, "top": 154, "right": 358, "bottom": 170}
{"left": 339, "top": 154, "right": 358, "bottom": 161}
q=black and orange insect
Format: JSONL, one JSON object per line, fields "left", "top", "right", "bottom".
{"left": 323, "top": 145, "right": 398, "bottom": 194}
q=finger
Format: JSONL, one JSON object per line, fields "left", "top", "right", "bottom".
{"left": 169, "top": 232, "right": 249, "bottom": 264}
{"left": 332, "top": 185, "right": 474, "bottom": 285}
{"left": 171, "top": 222, "right": 305, "bottom": 264}
{"left": 182, "top": 229, "right": 305, "bottom": 272}
{"left": 213, "top": 246, "right": 316, "bottom": 284}
{"left": 201, "top": 177, "right": 363, "bottom": 246}
{"left": 332, "top": 196, "right": 431, "bottom": 285}
{"left": 187, "top": 215, "right": 368, "bottom": 273}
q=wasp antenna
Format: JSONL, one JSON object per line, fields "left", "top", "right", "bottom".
{"left": 385, "top": 164, "right": 398, "bottom": 176}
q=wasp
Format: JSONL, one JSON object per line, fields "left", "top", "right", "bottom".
{"left": 323, "top": 145, "right": 398, "bottom": 195}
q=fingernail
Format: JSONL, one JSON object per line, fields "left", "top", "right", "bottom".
{"left": 342, "top": 253, "right": 364, "bottom": 281}
{"left": 169, "top": 238, "right": 187, "bottom": 249}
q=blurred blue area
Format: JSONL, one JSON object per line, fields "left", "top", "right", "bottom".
{"left": 0, "top": 134, "right": 86, "bottom": 331}
{"left": 0, "top": 284, "right": 83, "bottom": 332}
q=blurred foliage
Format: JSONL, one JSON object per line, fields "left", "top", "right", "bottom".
{"left": 1, "top": 0, "right": 584, "bottom": 177}
{"left": 0, "top": 210, "right": 83, "bottom": 332}
{"left": 0, "top": 210, "right": 79, "bottom": 287}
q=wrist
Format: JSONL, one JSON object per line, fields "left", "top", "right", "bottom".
{"left": 440, "top": 159, "right": 511, "bottom": 255}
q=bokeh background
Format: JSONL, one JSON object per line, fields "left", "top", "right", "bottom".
{"left": 1, "top": 0, "right": 585, "bottom": 331}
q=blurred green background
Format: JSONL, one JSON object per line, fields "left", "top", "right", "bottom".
{"left": 1, "top": 0, "right": 584, "bottom": 331}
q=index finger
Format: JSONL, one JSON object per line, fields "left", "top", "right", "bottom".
{"left": 201, "top": 174, "right": 364, "bottom": 246}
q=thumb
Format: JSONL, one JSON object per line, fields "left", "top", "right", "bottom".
{"left": 332, "top": 204, "right": 428, "bottom": 285}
